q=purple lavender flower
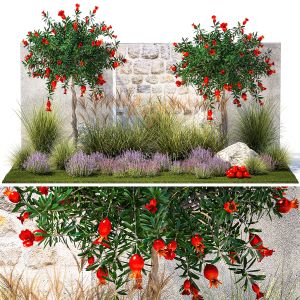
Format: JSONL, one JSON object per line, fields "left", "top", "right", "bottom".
{"left": 65, "top": 151, "right": 97, "bottom": 177}
{"left": 23, "top": 152, "right": 50, "bottom": 174}
{"left": 188, "top": 147, "right": 214, "bottom": 162}
{"left": 170, "top": 161, "right": 182, "bottom": 174}
{"left": 152, "top": 153, "right": 171, "bottom": 171}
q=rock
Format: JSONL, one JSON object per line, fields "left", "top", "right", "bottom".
{"left": 0, "top": 210, "right": 20, "bottom": 237}
{"left": 141, "top": 45, "right": 159, "bottom": 59}
{"left": 133, "top": 60, "right": 151, "bottom": 74}
{"left": 128, "top": 45, "right": 140, "bottom": 59}
{"left": 131, "top": 75, "right": 143, "bottom": 84}
{"left": 0, "top": 241, "right": 22, "bottom": 266}
{"left": 160, "top": 45, "right": 170, "bottom": 59}
{"left": 119, "top": 61, "right": 132, "bottom": 75}
{"left": 145, "top": 75, "right": 159, "bottom": 84}
{"left": 137, "top": 85, "right": 151, "bottom": 93}
{"left": 23, "top": 246, "right": 57, "bottom": 269}
{"left": 216, "top": 142, "right": 258, "bottom": 166}
{"left": 151, "top": 60, "right": 164, "bottom": 74}
{"left": 116, "top": 74, "right": 131, "bottom": 86}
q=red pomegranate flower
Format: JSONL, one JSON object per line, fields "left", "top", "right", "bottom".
{"left": 258, "top": 35, "right": 264, "bottom": 42}
{"left": 228, "top": 251, "right": 238, "bottom": 264}
{"left": 207, "top": 109, "right": 213, "bottom": 121}
{"left": 170, "top": 65, "right": 177, "bottom": 72}
{"left": 190, "top": 284, "right": 204, "bottom": 300}
{"left": 211, "top": 15, "right": 216, "bottom": 23}
{"left": 42, "top": 38, "right": 49, "bottom": 45}
{"left": 253, "top": 49, "right": 261, "bottom": 56}
{"left": 73, "top": 22, "right": 78, "bottom": 31}
{"left": 252, "top": 283, "right": 264, "bottom": 299}
{"left": 220, "top": 23, "right": 228, "bottom": 32}
{"left": 224, "top": 200, "right": 238, "bottom": 213}
{"left": 58, "top": 10, "right": 66, "bottom": 20}
{"left": 45, "top": 67, "right": 51, "bottom": 78}
{"left": 203, "top": 76, "right": 209, "bottom": 86}
{"left": 19, "top": 229, "right": 35, "bottom": 247}
{"left": 34, "top": 229, "right": 46, "bottom": 242}
{"left": 182, "top": 279, "right": 191, "bottom": 295}
{"left": 97, "top": 74, "right": 106, "bottom": 85}
{"left": 243, "top": 18, "right": 249, "bottom": 25}
{"left": 97, "top": 267, "right": 108, "bottom": 285}
{"left": 75, "top": 3, "right": 80, "bottom": 12}
{"left": 276, "top": 198, "right": 298, "bottom": 213}
{"left": 87, "top": 256, "right": 95, "bottom": 266}
{"left": 214, "top": 89, "right": 221, "bottom": 100}
{"left": 46, "top": 99, "right": 52, "bottom": 112}
{"left": 22, "top": 39, "right": 29, "bottom": 47}
{"left": 17, "top": 212, "right": 30, "bottom": 224}
{"left": 93, "top": 6, "right": 99, "bottom": 14}
{"left": 39, "top": 186, "right": 49, "bottom": 195}
{"left": 191, "top": 234, "right": 205, "bottom": 254}
{"left": 204, "top": 264, "right": 222, "bottom": 288}
{"left": 153, "top": 239, "right": 165, "bottom": 256}
{"left": 209, "top": 49, "right": 216, "bottom": 56}
{"left": 80, "top": 85, "right": 87, "bottom": 96}
{"left": 51, "top": 80, "right": 57, "bottom": 91}
{"left": 182, "top": 51, "right": 189, "bottom": 57}
{"left": 101, "top": 25, "right": 107, "bottom": 31}
{"left": 129, "top": 254, "right": 144, "bottom": 290}
{"left": 145, "top": 198, "right": 158, "bottom": 214}
{"left": 176, "top": 80, "right": 182, "bottom": 87}
{"left": 250, "top": 233, "right": 274, "bottom": 260}
{"left": 113, "top": 61, "right": 120, "bottom": 69}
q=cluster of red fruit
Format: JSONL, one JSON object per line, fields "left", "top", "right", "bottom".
{"left": 153, "top": 239, "right": 177, "bottom": 260}
{"left": 226, "top": 165, "right": 251, "bottom": 179}
{"left": 19, "top": 229, "right": 45, "bottom": 247}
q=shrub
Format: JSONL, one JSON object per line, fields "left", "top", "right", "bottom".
{"left": 234, "top": 103, "right": 279, "bottom": 153}
{"left": 181, "top": 147, "right": 230, "bottom": 178}
{"left": 21, "top": 107, "right": 62, "bottom": 153}
{"left": 51, "top": 140, "right": 75, "bottom": 170}
{"left": 265, "top": 146, "right": 290, "bottom": 170}
{"left": 112, "top": 151, "right": 160, "bottom": 177}
{"left": 11, "top": 147, "right": 32, "bottom": 169}
{"left": 23, "top": 152, "right": 51, "bottom": 174}
{"left": 169, "top": 161, "right": 182, "bottom": 174}
{"left": 80, "top": 123, "right": 149, "bottom": 156}
{"left": 65, "top": 151, "right": 97, "bottom": 177}
{"left": 151, "top": 153, "right": 171, "bottom": 171}
{"left": 245, "top": 156, "right": 269, "bottom": 175}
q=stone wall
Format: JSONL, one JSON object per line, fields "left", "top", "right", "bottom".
{"left": 20, "top": 43, "right": 281, "bottom": 145}
{"left": 0, "top": 187, "right": 299, "bottom": 299}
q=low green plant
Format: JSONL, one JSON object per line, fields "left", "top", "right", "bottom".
{"left": 245, "top": 156, "right": 269, "bottom": 175}
{"left": 265, "top": 145, "right": 290, "bottom": 170}
{"left": 80, "top": 122, "right": 149, "bottom": 156}
{"left": 51, "top": 140, "right": 76, "bottom": 170}
{"left": 11, "top": 146, "right": 32, "bottom": 169}
{"left": 234, "top": 103, "right": 279, "bottom": 153}
{"left": 21, "top": 107, "right": 62, "bottom": 153}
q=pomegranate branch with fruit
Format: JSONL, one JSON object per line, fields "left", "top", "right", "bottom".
{"left": 2, "top": 186, "right": 297, "bottom": 299}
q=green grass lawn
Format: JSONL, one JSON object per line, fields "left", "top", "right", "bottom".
{"left": 2, "top": 169, "right": 298, "bottom": 184}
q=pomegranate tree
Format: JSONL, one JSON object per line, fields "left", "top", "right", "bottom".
{"left": 3, "top": 186, "right": 298, "bottom": 299}
{"left": 172, "top": 16, "right": 276, "bottom": 136}
{"left": 22, "top": 4, "right": 126, "bottom": 145}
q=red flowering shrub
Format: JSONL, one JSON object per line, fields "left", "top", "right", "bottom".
{"left": 22, "top": 4, "right": 125, "bottom": 144}
{"left": 3, "top": 186, "right": 297, "bottom": 299}
{"left": 172, "top": 16, "right": 275, "bottom": 135}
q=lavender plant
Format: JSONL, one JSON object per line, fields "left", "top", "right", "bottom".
{"left": 23, "top": 152, "right": 50, "bottom": 174}
{"left": 65, "top": 151, "right": 97, "bottom": 177}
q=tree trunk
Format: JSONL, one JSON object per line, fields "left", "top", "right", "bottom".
{"left": 219, "top": 90, "right": 229, "bottom": 138}
{"left": 70, "top": 79, "right": 79, "bottom": 146}
{"left": 142, "top": 248, "right": 160, "bottom": 300}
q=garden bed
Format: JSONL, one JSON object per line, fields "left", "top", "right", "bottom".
{"left": 3, "top": 169, "right": 297, "bottom": 183}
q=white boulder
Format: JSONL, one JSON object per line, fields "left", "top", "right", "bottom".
{"left": 216, "top": 142, "right": 258, "bottom": 166}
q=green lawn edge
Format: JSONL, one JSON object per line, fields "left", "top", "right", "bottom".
{"left": 2, "top": 169, "right": 298, "bottom": 184}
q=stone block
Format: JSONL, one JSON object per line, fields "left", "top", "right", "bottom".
{"left": 131, "top": 75, "right": 143, "bottom": 84}
{"left": 160, "top": 44, "right": 170, "bottom": 59}
{"left": 151, "top": 60, "right": 165, "bottom": 74}
{"left": 133, "top": 60, "right": 151, "bottom": 74}
{"left": 141, "top": 44, "right": 159, "bottom": 59}
{"left": 23, "top": 246, "right": 57, "bottom": 269}
{"left": 128, "top": 44, "right": 140, "bottom": 59}
{"left": 0, "top": 240, "right": 22, "bottom": 266}
{"left": 0, "top": 210, "right": 20, "bottom": 237}
{"left": 145, "top": 75, "right": 159, "bottom": 84}
{"left": 137, "top": 85, "right": 151, "bottom": 93}
{"left": 119, "top": 61, "right": 132, "bottom": 74}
